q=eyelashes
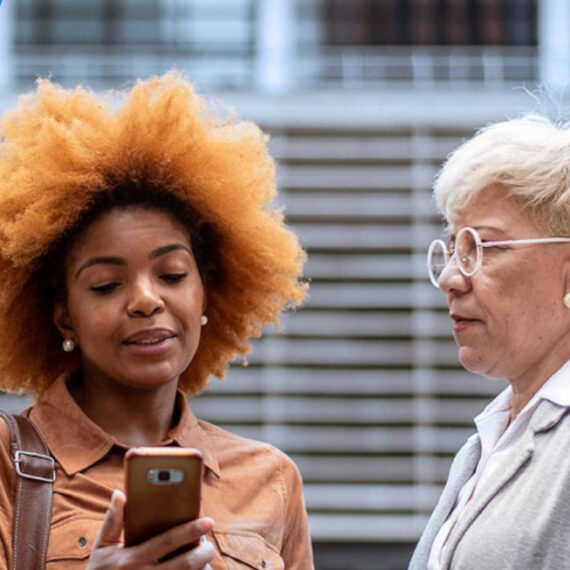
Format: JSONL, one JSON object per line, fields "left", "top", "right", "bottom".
{"left": 90, "top": 283, "right": 119, "bottom": 295}
{"left": 160, "top": 273, "right": 188, "bottom": 284}
{"left": 89, "top": 273, "right": 189, "bottom": 295}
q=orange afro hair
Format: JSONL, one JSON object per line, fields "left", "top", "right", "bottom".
{"left": 0, "top": 73, "right": 307, "bottom": 396}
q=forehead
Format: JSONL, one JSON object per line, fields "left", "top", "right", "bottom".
{"left": 70, "top": 207, "right": 192, "bottom": 260}
{"left": 447, "top": 185, "right": 540, "bottom": 236}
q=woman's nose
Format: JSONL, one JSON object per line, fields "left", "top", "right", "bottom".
{"left": 126, "top": 278, "right": 165, "bottom": 317}
{"left": 438, "top": 254, "right": 471, "bottom": 294}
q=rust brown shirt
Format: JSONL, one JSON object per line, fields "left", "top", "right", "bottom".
{"left": 0, "top": 375, "right": 314, "bottom": 569}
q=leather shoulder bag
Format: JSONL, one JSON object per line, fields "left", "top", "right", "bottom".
{"left": 0, "top": 411, "right": 55, "bottom": 570}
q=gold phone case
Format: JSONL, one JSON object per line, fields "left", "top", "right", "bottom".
{"left": 124, "top": 447, "right": 203, "bottom": 552}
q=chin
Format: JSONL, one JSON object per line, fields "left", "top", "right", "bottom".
{"left": 119, "top": 364, "right": 184, "bottom": 390}
{"left": 457, "top": 346, "right": 503, "bottom": 381}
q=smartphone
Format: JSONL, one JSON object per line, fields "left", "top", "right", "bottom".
{"left": 124, "top": 447, "right": 203, "bottom": 559}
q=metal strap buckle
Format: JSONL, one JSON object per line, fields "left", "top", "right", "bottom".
{"left": 14, "top": 450, "right": 56, "bottom": 483}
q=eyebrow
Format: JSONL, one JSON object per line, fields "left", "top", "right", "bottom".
{"left": 75, "top": 243, "right": 192, "bottom": 279}
{"left": 473, "top": 224, "right": 508, "bottom": 235}
{"left": 149, "top": 243, "right": 192, "bottom": 260}
{"left": 75, "top": 256, "right": 126, "bottom": 279}
{"left": 445, "top": 224, "right": 507, "bottom": 240}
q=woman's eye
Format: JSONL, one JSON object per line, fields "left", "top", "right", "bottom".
{"left": 90, "top": 283, "right": 119, "bottom": 294}
{"left": 161, "top": 273, "right": 188, "bottom": 284}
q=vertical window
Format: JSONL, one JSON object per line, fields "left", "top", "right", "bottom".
{"left": 322, "top": 0, "right": 537, "bottom": 47}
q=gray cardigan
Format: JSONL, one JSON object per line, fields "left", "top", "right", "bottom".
{"left": 409, "top": 399, "right": 570, "bottom": 569}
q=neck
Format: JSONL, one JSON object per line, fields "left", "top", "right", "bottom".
{"left": 70, "top": 374, "right": 180, "bottom": 446}
{"left": 508, "top": 350, "right": 570, "bottom": 421}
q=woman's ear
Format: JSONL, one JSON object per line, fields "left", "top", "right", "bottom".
{"left": 53, "top": 302, "right": 75, "bottom": 337}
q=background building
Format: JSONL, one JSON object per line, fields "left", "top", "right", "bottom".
{"left": 0, "top": 1, "right": 568, "bottom": 568}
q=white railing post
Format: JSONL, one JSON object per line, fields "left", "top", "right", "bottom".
{"left": 255, "top": 0, "right": 296, "bottom": 93}
{"left": 0, "top": 0, "right": 15, "bottom": 94}
{"left": 539, "top": 0, "right": 570, "bottom": 92}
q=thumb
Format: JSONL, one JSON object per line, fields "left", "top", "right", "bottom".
{"left": 93, "top": 489, "right": 126, "bottom": 549}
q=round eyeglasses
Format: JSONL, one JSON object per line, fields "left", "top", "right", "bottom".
{"left": 427, "top": 226, "right": 570, "bottom": 289}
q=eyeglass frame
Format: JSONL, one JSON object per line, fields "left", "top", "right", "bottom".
{"left": 427, "top": 226, "right": 570, "bottom": 289}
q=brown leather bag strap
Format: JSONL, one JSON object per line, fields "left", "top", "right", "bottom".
{"left": 0, "top": 410, "right": 55, "bottom": 570}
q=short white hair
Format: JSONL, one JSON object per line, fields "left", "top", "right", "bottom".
{"left": 434, "top": 114, "right": 570, "bottom": 235}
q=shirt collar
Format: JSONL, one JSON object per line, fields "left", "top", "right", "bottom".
{"left": 30, "top": 373, "right": 220, "bottom": 478}
{"left": 475, "top": 359, "right": 570, "bottom": 422}
{"left": 170, "top": 391, "right": 220, "bottom": 478}
{"left": 473, "top": 359, "right": 570, "bottom": 452}
{"left": 474, "top": 386, "right": 511, "bottom": 455}
{"left": 535, "top": 359, "right": 570, "bottom": 407}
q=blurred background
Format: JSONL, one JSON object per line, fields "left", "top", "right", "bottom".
{"left": 0, "top": 0, "right": 568, "bottom": 568}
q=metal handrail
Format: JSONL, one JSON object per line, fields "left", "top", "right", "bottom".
{"left": 11, "top": 45, "right": 538, "bottom": 91}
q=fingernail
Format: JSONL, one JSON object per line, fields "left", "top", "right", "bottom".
{"left": 198, "top": 518, "right": 214, "bottom": 532}
{"left": 110, "top": 489, "right": 122, "bottom": 507}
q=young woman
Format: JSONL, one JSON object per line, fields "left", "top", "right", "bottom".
{"left": 0, "top": 74, "right": 313, "bottom": 569}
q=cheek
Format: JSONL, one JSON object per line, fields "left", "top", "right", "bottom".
{"left": 67, "top": 297, "right": 118, "bottom": 345}
{"left": 175, "top": 282, "right": 205, "bottom": 319}
{"left": 177, "top": 299, "right": 203, "bottom": 333}
{"left": 476, "top": 265, "right": 523, "bottom": 318}
{"left": 483, "top": 271, "right": 560, "bottom": 346}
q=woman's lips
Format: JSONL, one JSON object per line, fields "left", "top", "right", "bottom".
{"left": 123, "top": 328, "right": 175, "bottom": 343}
{"left": 122, "top": 329, "right": 176, "bottom": 355}
{"left": 450, "top": 314, "right": 481, "bottom": 333}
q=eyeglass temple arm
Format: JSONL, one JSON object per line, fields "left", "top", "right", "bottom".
{"left": 481, "top": 237, "right": 570, "bottom": 247}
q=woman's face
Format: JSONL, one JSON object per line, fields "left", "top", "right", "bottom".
{"left": 439, "top": 185, "right": 570, "bottom": 383}
{"left": 54, "top": 207, "right": 205, "bottom": 392}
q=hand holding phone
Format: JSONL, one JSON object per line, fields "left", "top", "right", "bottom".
{"left": 87, "top": 489, "right": 215, "bottom": 569}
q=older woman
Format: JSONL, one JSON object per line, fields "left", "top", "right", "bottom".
{"left": 409, "top": 114, "right": 570, "bottom": 570}
{"left": 0, "top": 74, "right": 313, "bottom": 569}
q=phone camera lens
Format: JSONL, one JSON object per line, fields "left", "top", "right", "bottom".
{"left": 158, "top": 470, "right": 170, "bottom": 482}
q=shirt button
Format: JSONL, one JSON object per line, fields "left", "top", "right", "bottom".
{"left": 78, "top": 536, "right": 88, "bottom": 547}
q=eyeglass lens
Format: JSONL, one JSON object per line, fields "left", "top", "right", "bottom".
{"left": 428, "top": 228, "right": 480, "bottom": 287}
{"left": 428, "top": 240, "right": 447, "bottom": 285}
{"left": 456, "top": 228, "right": 478, "bottom": 276}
